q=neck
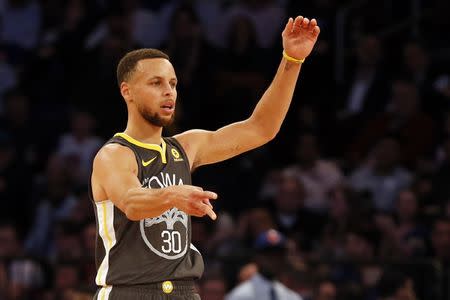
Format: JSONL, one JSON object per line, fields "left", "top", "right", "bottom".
{"left": 124, "top": 113, "right": 163, "bottom": 144}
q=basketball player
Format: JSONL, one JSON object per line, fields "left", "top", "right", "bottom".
{"left": 90, "top": 15, "right": 320, "bottom": 299}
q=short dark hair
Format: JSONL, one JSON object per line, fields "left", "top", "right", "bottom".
{"left": 116, "top": 48, "right": 169, "bottom": 86}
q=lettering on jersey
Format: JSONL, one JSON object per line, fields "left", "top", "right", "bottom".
{"left": 140, "top": 172, "right": 188, "bottom": 260}
{"left": 142, "top": 173, "right": 184, "bottom": 189}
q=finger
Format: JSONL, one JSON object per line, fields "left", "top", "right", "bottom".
{"left": 309, "top": 18, "right": 317, "bottom": 29}
{"left": 189, "top": 202, "right": 207, "bottom": 217}
{"left": 292, "top": 16, "right": 303, "bottom": 33}
{"left": 313, "top": 25, "right": 320, "bottom": 36}
{"left": 301, "top": 17, "right": 310, "bottom": 28}
{"left": 202, "top": 191, "right": 218, "bottom": 200}
{"left": 192, "top": 189, "right": 218, "bottom": 200}
{"left": 204, "top": 205, "right": 217, "bottom": 220}
{"left": 203, "top": 199, "right": 213, "bottom": 209}
{"left": 284, "top": 17, "right": 293, "bottom": 33}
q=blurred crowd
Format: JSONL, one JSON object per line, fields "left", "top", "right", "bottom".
{"left": 1, "top": 0, "right": 450, "bottom": 299}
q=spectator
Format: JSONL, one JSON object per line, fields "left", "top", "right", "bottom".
{"left": 226, "top": 229, "right": 303, "bottom": 300}
{"left": 334, "top": 34, "right": 390, "bottom": 157}
{"left": 376, "top": 269, "right": 417, "bottom": 300}
{"left": 400, "top": 40, "right": 437, "bottom": 114}
{"left": 0, "top": 88, "right": 37, "bottom": 165}
{"left": 0, "top": 131, "right": 32, "bottom": 234}
{"left": 0, "top": 0, "right": 41, "bottom": 53}
{"left": 24, "top": 153, "right": 77, "bottom": 259}
{"left": 57, "top": 110, "right": 103, "bottom": 184}
{"left": 287, "top": 132, "right": 344, "bottom": 213}
{"left": 374, "top": 189, "right": 426, "bottom": 259}
{"left": 236, "top": 207, "right": 277, "bottom": 249}
{"left": 213, "top": 14, "right": 271, "bottom": 128}
{"left": 349, "top": 136, "right": 412, "bottom": 212}
{"left": 162, "top": 3, "right": 216, "bottom": 130}
{"left": 0, "top": 221, "right": 21, "bottom": 259}
{"left": 222, "top": 0, "right": 285, "bottom": 49}
{"left": 314, "top": 280, "right": 337, "bottom": 300}
{"left": 49, "top": 261, "right": 82, "bottom": 299}
{"left": 199, "top": 274, "right": 227, "bottom": 300}
{"left": 349, "top": 79, "right": 435, "bottom": 167}
{"left": 337, "top": 35, "right": 389, "bottom": 121}
{"left": 430, "top": 216, "right": 450, "bottom": 261}
{"left": 268, "top": 168, "right": 326, "bottom": 252}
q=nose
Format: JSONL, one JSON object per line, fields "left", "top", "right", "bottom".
{"left": 163, "top": 82, "right": 174, "bottom": 97}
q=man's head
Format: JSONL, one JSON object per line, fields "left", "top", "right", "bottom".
{"left": 117, "top": 49, "right": 177, "bottom": 127}
{"left": 253, "top": 229, "right": 288, "bottom": 280}
{"left": 315, "top": 281, "right": 337, "bottom": 300}
{"left": 199, "top": 275, "right": 227, "bottom": 300}
{"left": 274, "top": 168, "right": 305, "bottom": 214}
{"left": 0, "top": 221, "right": 20, "bottom": 258}
{"left": 431, "top": 216, "right": 450, "bottom": 260}
{"left": 395, "top": 189, "right": 418, "bottom": 223}
{"left": 356, "top": 34, "right": 382, "bottom": 67}
{"left": 377, "top": 270, "right": 416, "bottom": 300}
{"left": 296, "top": 131, "right": 320, "bottom": 167}
{"left": 371, "top": 136, "right": 401, "bottom": 172}
{"left": 344, "top": 230, "right": 376, "bottom": 260}
{"left": 389, "top": 79, "right": 420, "bottom": 118}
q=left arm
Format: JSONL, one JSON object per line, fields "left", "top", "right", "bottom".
{"left": 175, "top": 16, "right": 320, "bottom": 170}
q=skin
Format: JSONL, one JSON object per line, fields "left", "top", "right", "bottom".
{"left": 91, "top": 16, "right": 320, "bottom": 221}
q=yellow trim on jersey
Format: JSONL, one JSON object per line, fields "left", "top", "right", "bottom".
{"left": 114, "top": 132, "right": 167, "bottom": 163}
{"left": 102, "top": 202, "right": 113, "bottom": 249}
{"left": 95, "top": 201, "right": 117, "bottom": 287}
{"left": 99, "top": 286, "right": 112, "bottom": 300}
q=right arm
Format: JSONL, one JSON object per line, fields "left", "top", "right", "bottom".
{"left": 91, "top": 143, "right": 217, "bottom": 221}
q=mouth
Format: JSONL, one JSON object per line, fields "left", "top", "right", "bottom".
{"left": 160, "top": 101, "right": 175, "bottom": 114}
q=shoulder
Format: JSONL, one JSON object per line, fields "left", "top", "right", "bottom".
{"left": 164, "top": 136, "right": 186, "bottom": 150}
{"left": 225, "top": 280, "right": 255, "bottom": 300}
{"left": 173, "top": 129, "right": 210, "bottom": 149}
{"left": 172, "top": 129, "right": 212, "bottom": 169}
{"left": 274, "top": 281, "right": 303, "bottom": 300}
{"left": 93, "top": 143, "right": 137, "bottom": 170}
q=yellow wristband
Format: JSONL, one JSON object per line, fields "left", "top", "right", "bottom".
{"left": 282, "top": 50, "right": 305, "bottom": 64}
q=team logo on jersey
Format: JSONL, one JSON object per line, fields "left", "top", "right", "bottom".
{"left": 162, "top": 281, "right": 173, "bottom": 294}
{"left": 171, "top": 148, "right": 184, "bottom": 162}
{"left": 140, "top": 172, "right": 188, "bottom": 260}
{"left": 140, "top": 208, "right": 188, "bottom": 259}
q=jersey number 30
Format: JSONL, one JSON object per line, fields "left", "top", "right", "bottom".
{"left": 161, "top": 230, "right": 182, "bottom": 254}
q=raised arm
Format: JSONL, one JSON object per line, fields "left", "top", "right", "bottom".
{"left": 175, "top": 16, "right": 320, "bottom": 170}
{"left": 91, "top": 144, "right": 217, "bottom": 220}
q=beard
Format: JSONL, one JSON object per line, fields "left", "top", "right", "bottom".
{"left": 137, "top": 104, "right": 175, "bottom": 127}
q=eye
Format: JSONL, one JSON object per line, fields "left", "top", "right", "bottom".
{"left": 151, "top": 81, "right": 161, "bottom": 86}
{"left": 170, "top": 81, "right": 177, "bottom": 88}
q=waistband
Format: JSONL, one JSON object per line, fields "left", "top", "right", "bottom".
{"left": 109, "top": 280, "right": 195, "bottom": 293}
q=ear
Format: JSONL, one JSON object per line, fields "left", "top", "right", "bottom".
{"left": 120, "top": 82, "right": 132, "bottom": 102}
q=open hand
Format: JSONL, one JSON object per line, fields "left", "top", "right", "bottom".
{"left": 282, "top": 16, "right": 320, "bottom": 60}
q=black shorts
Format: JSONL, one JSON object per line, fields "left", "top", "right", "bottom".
{"left": 94, "top": 280, "right": 201, "bottom": 300}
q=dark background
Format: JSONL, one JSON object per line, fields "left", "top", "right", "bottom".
{"left": 0, "top": 0, "right": 450, "bottom": 299}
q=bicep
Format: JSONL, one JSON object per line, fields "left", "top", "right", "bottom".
{"left": 175, "top": 119, "right": 268, "bottom": 169}
{"left": 91, "top": 144, "right": 141, "bottom": 212}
